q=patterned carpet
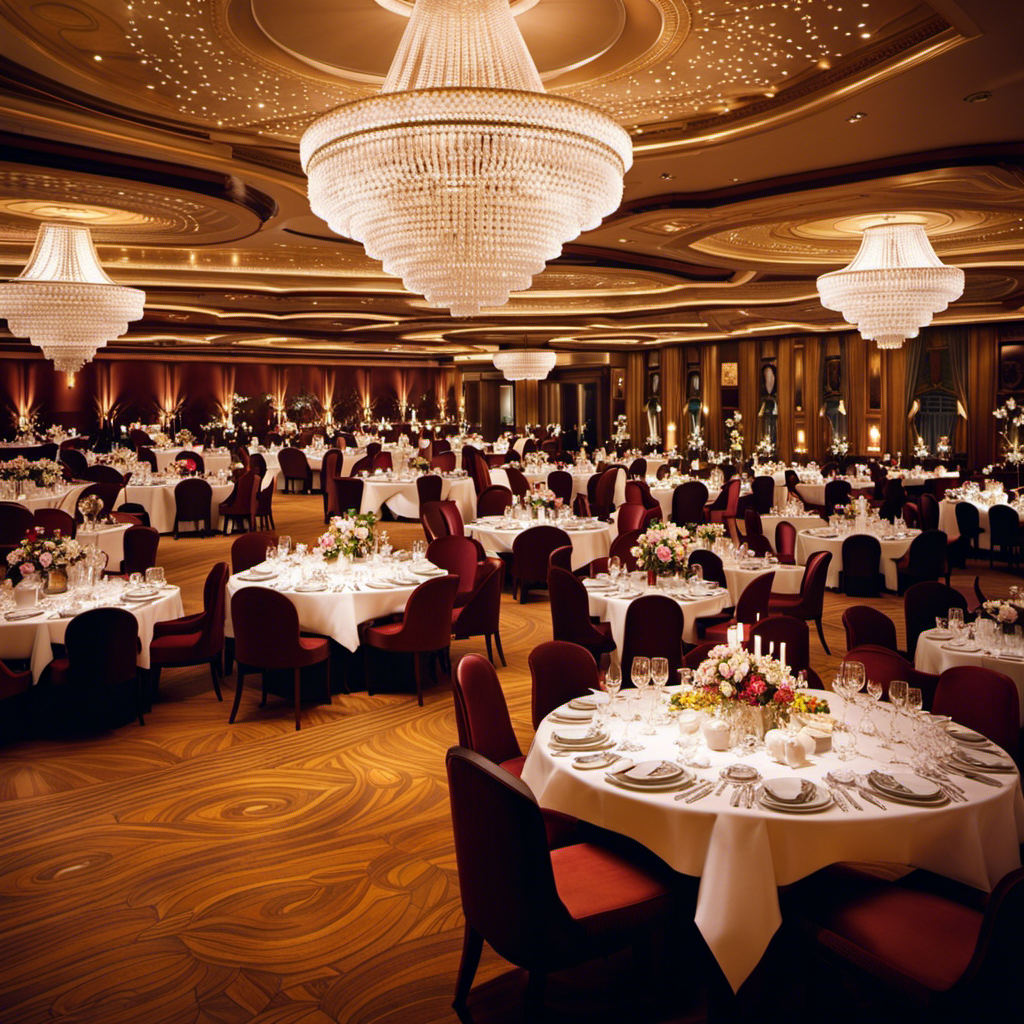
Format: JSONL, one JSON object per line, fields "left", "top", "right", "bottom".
{"left": 0, "top": 494, "right": 1011, "bottom": 1022}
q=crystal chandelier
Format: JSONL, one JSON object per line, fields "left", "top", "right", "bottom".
{"left": 0, "top": 223, "right": 145, "bottom": 376}
{"left": 492, "top": 348, "right": 556, "bottom": 380}
{"left": 816, "top": 220, "right": 964, "bottom": 350}
{"left": 301, "top": 0, "right": 632, "bottom": 318}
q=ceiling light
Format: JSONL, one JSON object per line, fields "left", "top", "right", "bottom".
{"left": 492, "top": 349, "right": 556, "bottom": 381}
{"left": 0, "top": 223, "right": 145, "bottom": 375}
{"left": 300, "top": 0, "right": 632, "bottom": 319}
{"left": 816, "top": 220, "right": 964, "bottom": 350}
{"left": 964, "top": 90, "right": 992, "bottom": 103}
{"left": 846, "top": 111, "right": 867, "bottom": 122}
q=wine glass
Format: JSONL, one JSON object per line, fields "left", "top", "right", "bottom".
{"left": 608, "top": 555, "right": 621, "bottom": 585}
{"left": 632, "top": 655, "right": 652, "bottom": 731}
{"left": 862, "top": 679, "right": 883, "bottom": 740}
{"left": 603, "top": 660, "right": 622, "bottom": 719}
{"left": 278, "top": 535, "right": 292, "bottom": 558}
{"left": 616, "top": 660, "right": 644, "bottom": 753}
{"left": 888, "top": 679, "right": 908, "bottom": 751}
{"left": 650, "top": 657, "right": 670, "bottom": 725}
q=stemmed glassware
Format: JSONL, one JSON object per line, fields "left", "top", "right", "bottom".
{"left": 603, "top": 659, "right": 622, "bottom": 719}
{"left": 608, "top": 555, "right": 621, "bottom": 587}
{"left": 650, "top": 657, "right": 670, "bottom": 726}
{"left": 864, "top": 679, "right": 884, "bottom": 742}
{"left": 616, "top": 658, "right": 647, "bottom": 751}
{"left": 888, "top": 679, "right": 908, "bottom": 752}
{"left": 633, "top": 657, "right": 656, "bottom": 735}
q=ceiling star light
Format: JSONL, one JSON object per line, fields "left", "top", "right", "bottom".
{"left": 816, "top": 220, "right": 964, "bottom": 350}
{"left": 300, "top": 0, "right": 632, "bottom": 318}
{"left": 492, "top": 348, "right": 557, "bottom": 381}
{"left": 0, "top": 223, "right": 145, "bottom": 375}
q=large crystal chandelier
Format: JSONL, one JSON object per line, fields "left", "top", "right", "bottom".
{"left": 301, "top": 0, "right": 633, "bottom": 318}
{"left": 816, "top": 220, "right": 964, "bottom": 350}
{"left": 492, "top": 348, "right": 556, "bottom": 380}
{"left": 0, "top": 223, "right": 145, "bottom": 375}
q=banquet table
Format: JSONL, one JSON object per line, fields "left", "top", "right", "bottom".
{"left": 122, "top": 478, "right": 256, "bottom": 535}
{"left": 468, "top": 517, "right": 613, "bottom": 572}
{"left": 585, "top": 577, "right": 731, "bottom": 645}
{"left": 224, "top": 557, "right": 445, "bottom": 652}
{"left": 256, "top": 448, "right": 327, "bottom": 490}
{"left": 796, "top": 477, "right": 873, "bottom": 507}
{"left": 522, "top": 693, "right": 1024, "bottom": 992}
{"left": 915, "top": 628, "right": 1024, "bottom": 726}
{"left": 721, "top": 559, "right": 804, "bottom": 604}
{"left": 360, "top": 474, "right": 475, "bottom": 521}
{"left": 0, "top": 582, "right": 185, "bottom": 682}
{"left": 939, "top": 498, "right": 1024, "bottom": 551}
{"left": 4, "top": 484, "right": 88, "bottom": 515}
{"left": 796, "top": 526, "right": 918, "bottom": 591}
{"left": 759, "top": 513, "right": 826, "bottom": 539}
{"left": 151, "top": 447, "right": 231, "bottom": 475}
{"left": 77, "top": 521, "right": 131, "bottom": 568}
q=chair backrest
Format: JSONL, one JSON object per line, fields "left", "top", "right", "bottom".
{"left": 174, "top": 476, "right": 214, "bottom": 519}
{"left": 33, "top": 507, "right": 76, "bottom": 539}
{"left": 129, "top": 429, "right": 153, "bottom": 447}
{"left": 743, "top": 508, "right": 763, "bottom": 539}
{"left": 749, "top": 615, "right": 811, "bottom": 674}
{"left": 547, "top": 470, "right": 573, "bottom": 504}
{"left": 350, "top": 453, "right": 374, "bottom": 476}
{"left": 840, "top": 533, "right": 881, "bottom": 577}
{"left": 791, "top": 550, "right": 831, "bottom": 617}
{"left": 751, "top": 475, "right": 775, "bottom": 514}
{"left": 372, "top": 451, "right": 393, "bottom": 473}
{"left": 919, "top": 492, "right": 940, "bottom": 532}
{"left": 392, "top": 574, "right": 461, "bottom": 651}
{"left": 616, "top": 502, "right": 647, "bottom": 535}
{"left": 549, "top": 545, "right": 572, "bottom": 573}
{"left": 122, "top": 525, "right": 160, "bottom": 575}
{"left": 905, "top": 529, "right": 949, "bottom": 580}
{"left": 512, "top": 526, "right": 571, "bottom": 580}
{"left": 610, "top": 530, "right": 642, "bottom": 572}
{"left": 735, "top": 570, "right": 776, "bottom": 624}
{"left": 476, "top": 485, "right": 514, "bottom": 517}
{"left": 529, "top": 640, "right": 599, "bottom": 728}
{"left": 334, "top": 477, "right": 364, "bottom": 516}
{"left": 625, "top": 479, "right": 660, "bottom": 511}
{"left": 621, "top": 595, "right": 685, "bottom": 680}
{"left": 593, "top": 466, "right": 623, "bottom": 512}
{"left": 688, "top": 548, "right": 727, "bottom": 588}
{"left": 60, "top": 448, "right": 89, "bottom": 477}
{"left": 842, "top": 644, "right": 937, "bottom": 703}
{"left": 683, "top": 641, "right": 719, "bottom": 669}
{"left": 427, "top": 536, "right": 477, "bottom": 602}
{"left": 842, "top": 605, "right": 899, "bottom": 653}
{"left": 628, "top": 457, "right": 647, "bottom": 480}
{"left": 83, "top": 464, "right": 126, "bottom": 487}
{"left": 823, "top": 479, "right": 852, "bottom": 516}
{"left": 656, "top": 464, "right": 672, "bottom": 480}
{"left": 64, "top": 607, "right": 139, "bottom": 687}
{"left": 547, "top": 566, "right": 602, "bottom": 647}
{"left": 75, "top": 482, "right": 122, "bottom": 520}
{"left": 904, "top": 580, "right": 968, "bottom": 659}
{"left": 232, "top": 587, "right": 304, "bottom": 669}
{"left": 988, "top": 504, "right": 1019, "bottom": 545}
{"left": 231, "top": 531, "right": 278, "bottom": 573}
{"left": 672, "top": 481, "right": 709, "bottom": 526}
{"left": 278, "top": 447, "right": 311, "bottom": 478}
{"left": 175, "top": 450, "right": 205, "bottom": 474}
{"left": 416, "top": 474, "right": 444, "bottom": 506}
{"left": 421, "top": 499, "right": 463, "bottom": 541}
{"left": 503, "top": 466, "right": 529, "bottom": 499}
{"left": 775, "top": 521, "right": 797, "bottom": 561}
{"left": 933, "top": 666, "right": 1020, "bottom": 757}
{"left": 199, "top": 561, "right": 230, "bottom": 652}
{"left": 433, "top": 438, "right": 451, "bottom": 454}
{"left": 453, "top": 655, "right": 522, "bottom": 763}
{"left": 430, "top": 451, "right": 456, "bottom": 472}
{"left": 134, "top": 447, "right": 157, "bottom": 471}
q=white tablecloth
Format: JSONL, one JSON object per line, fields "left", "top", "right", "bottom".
{"left": 360, "top": 476, "right": 475, "bottom": 522}
{"left": 0, "top": 586, "right": 185, "bottom": 682}
{"left": 122, "top": 480, "right": 237, "bottom": 535}
{"left": 721, "top": 562, "right": 804, "bottom": 604}
{"left": 468, "top": 520, "right": 613, "bottom": 572}
{"left": 152, "top": 447, "right": 230, "bottom": 474}
{"left": 522, "top": 694, "right": 1024, "bottom": 992}
{"left": 796, "top": 528, "right": 918, "bottom": 591}
{"left": 77, "top": 522, "right": 131, "bottom": 568}
{"left": 7, "top": 484, "right": 88, "bottom": 515}
{"left": 915, "top": 630, "right": 1024, "bottom": 726}
{"left": 759, "top": 514, "right": 826, "bottom": 539}
{"left": 796, "top": 477, "right": 871, "bottom": 507}
{"left": 939, "top": 499, "right": 1023, "bottom": 552}
{"left": 586, "top": 585, "right": 731, "bottom": 645}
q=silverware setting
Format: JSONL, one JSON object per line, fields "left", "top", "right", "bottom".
{"left": 679, "top": 781, "right": 715, "bottom": 803}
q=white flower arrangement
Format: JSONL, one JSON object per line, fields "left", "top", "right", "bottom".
{"left": 316, "top": 512, "right": 378, "bottom": 561}
{"left": 982, "top": 599, "right": 1020, "bottom": 624}
{"left": 827, "top": 436, "right": 850, "bottom": 456}
{"left": 631, "top": 521, "right": 691, "bottom": 576}
{"left": 912, "top": 438, "right": 930, "bottom": 459}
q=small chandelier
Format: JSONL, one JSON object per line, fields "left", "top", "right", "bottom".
{"left": 493, "top": 348, "right": 556, "bottom": 381}
{"left": 816, "top": 219, "right": 964, "bottom": 350}
{"left": 0, "top": 223, "right": 145, "bottom": 376}
{"left": 301, "top": 0, "right": 632, "bottom": 318}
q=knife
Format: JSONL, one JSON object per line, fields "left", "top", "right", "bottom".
{"left": 945, "top": 765, "right": 1003, "bottom": 787}
{"left": 828, "top": 786, "right": 849, "bottom": 812}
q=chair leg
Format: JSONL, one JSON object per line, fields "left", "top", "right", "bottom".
{"left": 452, "top": 923, "right": 483, "bottom": 1012}
{"left": 484, "top": 633, "right": 494, "bottom": 665}
{"left": 365, "top": 648, "right": 374, "bottom": 695}
{"left": 494, "top": 631, "right": 506, "bottom": 667}
{"left": 814, "top": 617, "right": 830, "bottom": 655}
{"left": 209, "top": 657, "right": 222, "bottom": 701}
{"left": 293, "top": 667, "right": 301, "bottom": 731}
{"left": 136, "top": 671, "right": 145, "bottom": 726}
{"left": 525, "top": 971, "right": 547, "bottom": 1016}
{"left": 229, "top": 665, "right": 245, "bottom": 723}
{"left": 413, "top": 653, "right": 424, "bottom": 706}
{"left": 260, "top": 670, "right": 268, "bottom": 707}
{"left": 224, "top": 637, "right": 234, "bottom": 676}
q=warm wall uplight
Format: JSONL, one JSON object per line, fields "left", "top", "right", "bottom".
{"left": 796, "top": 428, "right": 806, "bottom": 453}
{"left": 868, "top": 425, "right": 881, "bottom": 452}
{"left": 666, "top": 421, "right": 676, "bottom": 449}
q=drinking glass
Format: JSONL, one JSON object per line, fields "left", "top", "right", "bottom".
{"left": 603, "top": 660, "right": 622, "bottom": 718}
{"left": 888, "top": 679, "right": 908, "bottom": 750}
{"left": 278, "top": 536, "right": 292, "bottom": 557}
{"left": 616, "top": 661, "right": 643, "bottom": 753}
{"left": 862, "top": 679, "right": 883, "bottom": 740}
{"left": 608, "top": 555, "right": 621, "bottom": 585}
{"left": 833, "top": 721, "right": 856, "bottom": 761}
{"left": 266, "top": 545, "right": 277, "bottom": 565}
{"left": 129, "top": 572, "right": 144, "bottom": 587}
{"left": 650, "top": 657, "right": 670, "bottom": 725}
{"left": 675, "top": 710, "right": 700, "bottom": 763}
{"left": 906, "top": 686, "right": 923, "bottom": 716}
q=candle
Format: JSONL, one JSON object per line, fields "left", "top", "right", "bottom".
{"left": 754, "top": 635, "right": 762, "bottom": 657}
{"left": 780, "top": 642, "right": 787, "bottom": 669}
{"left": 769, "top": 642, "right": 775, "bottom": 657}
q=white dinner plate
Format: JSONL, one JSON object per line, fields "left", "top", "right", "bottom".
{"left": 4, "top": 608, "right": 43, "bottom": 620}
{"left": 548, "top": 707, "right": 593, "bottom": 723}
{"left": 949, "top": 748, "right": 1016, "bottom": 773}
{"left": 604, "top": 769, "right": 695, "bottom": 793}
{"left": 946, "top": 724, "right": 990, "bottom": 745}
{"left": 867, "top": 771, "right": 944, "bottom": 802}
{"left": 550, "top": 728, "right": 608, "bottom": 747}
{"left": 364, "top": 580, "right": 395, "bottom": 590}
{"left": 239, "top": 571, "right": 278, "bottom": 582}
{"left": 294, "top": 583, "right": 327, "bottom": 593}
{"left": 411, "top": 567, "right": 447, "bottom": 576}
{"left": 612, "top": 760, "right": 687, "bottom": 785}
{"left": 759, "top": 779, "right": 832, "bottom": 813}
{"left": 122, "top": 588, "right": 160, "bottom": 601}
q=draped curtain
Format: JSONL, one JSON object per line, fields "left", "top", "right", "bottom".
{"left": 844, "top": 333, "right": 866, "bottom": 455}
{"left": 660, "top": 346, "right": 683, "bottom": 451}
{"left": 945, "top": 326, "right": 971, "bottom": 453}
{"left": 903, "top": 334, "right": 927, "bottom": 451}
{"left": 738, "top": 340, "right": 758, "bottom": 456}
{"left": 626, "top": 352, "right": 646, "bottom": 449}
{"left": 700, "top": 344, "right": 720, "bottom": 449}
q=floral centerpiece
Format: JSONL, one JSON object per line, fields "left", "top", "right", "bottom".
{"left": 833, "top": 503, "right": 858, "bottom": 522}
{"left": 150, "top": 431, "right": 171, "bottom": 449}
{"left": 45, "top": 424, "right": 68, "bottom": 443}
{"left": 169, "top": 457, "right": 199, "bottom": 476}
{"left": 725, "top": 412, "right": 744, "bottom": 458}
{"left": 827, "top": 435, "right": 850, "bottom": 456}
{"left": 981, "top": 599, "right": 1022, "bottom": 626}
{"left": 7, "top": 526, "right": 84, "bottom": 593}
{"left": 753, "top": 434, "right": 775, "bottom": 461}
{"left": 631, "top": 521, "right": 691, "bottom": 584}
{"left": 0, "top": 456, "right": 62, "bottom": 488}
{"left": 687, "top": 424, "right": 705, "bottom": 455}
{"left": 912, "top": 437, "right": 930, "bottom": 459}
{"left": 175, "top": 428, "right": 196, "bottom": 447}
{"left": 611, "top": 413, "right": 630, "bottom": 446}
{"left": 692, "top": 522, "right": 725, "bottom": 546}
{"left": 408, "top": 455, "right": 430, "bottom": 473}
{"left": 527, "top": 484, "right": 557, "bottom": 511}
{"left": 317, "top": 511, "right": 378, "bottom": 562}
{"left": 936, "top": 435, "right": 952, "bottom": 458}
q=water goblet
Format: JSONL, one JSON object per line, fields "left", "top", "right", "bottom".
{"left": 278, "top": 535, "right": 292, "bottom": 558}
{"left": 631, "top": 656, "right": 653, "bottom": 734}
{"left": 603, "top": 660, "right": 622, "bottom": 718}
{"left": 650, "top": 657, "right": 670, "bottom": 725}
{"left": 862, "top": 679, "right": 883, "bottom": 740}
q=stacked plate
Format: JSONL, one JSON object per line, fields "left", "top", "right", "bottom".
{"left": 239, "top": 566, "right": 276, "bottom": 582}
{"left": 123, "top": 587, "right": 160, "bottom": 602}
{"left": 411, "top": 566, "right": 447, "bottom": 577}
{"left": 549, "top": 727, "right": 611, "bottom": 752}
{"left": 759, "top": 777, "right": 832, "bottom": 813}
{"left": 948, "top": 748, "right": 1016, "bottom": 774}
{"left": 946, "top": 723, "right": 990, "bottom": 746}
{"left": 294, "top": 581, "right": 327, "bottom": 593}
{"left": 568, "top": 695, "right": 602, "bottom": 711}
{"left": 549, "top": 705, "right": 594, "bottom": 725}
{"left": 604, "top": 760, "right": 693, "bottom": 792}
{"left": 867, "top": 770, "right": 946, "bottom": 805}
{"left": 364, "top": 580, "right": 395, "bottom": 590}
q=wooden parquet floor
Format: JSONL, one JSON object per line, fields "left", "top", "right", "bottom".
{"left": 0, "top": 495, "right": 1016, "bottom": 1023}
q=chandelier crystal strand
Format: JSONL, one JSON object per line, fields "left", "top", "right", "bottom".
{"left": 0, "top": 223, "right": 145, "bottom": 374}
{"left": 816, "top": 222, "right": 964, "bottom": 351}
{"left": 301, "top": 0, "right": 632, "bottom": 318}
{"left": 492, "top": 349, "right": 556, "bottom": 381}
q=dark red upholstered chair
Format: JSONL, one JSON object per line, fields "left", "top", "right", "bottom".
{"left": 74, "top": 482, "right": 121, "bottom": 522}
{"left": 893, "top": 529, "right": 949, "bottom": 594}
{"left": 174, "top": 449, "right": 205, "bottom": 474}
{"left": 217, "top": 471, "right": 258, "bottom": 536}
{"left": 842, "top": 644, "right": 939, "bottom": 705}
{"left": 254, "top": 474, "right": 276, "bottom": 532}
{"left": 708, "top": 477, "right": 741, "bottom": 525}
{"left": 933, "top": 666, "right": 1019, "bottom": 756}
{"left": 350, "top": 453, "right": 374, "bottom": 476}
{"left": 150, "top": 562, "right": 229, "bottom": 701}
{"left": 446, "top": 746, "right": 682, "bottom": 1017}
{"left": 115, "top": 502, "right": 150, "bottom": 528}
{"left": 751, "top": 475, "right": 775, "bottom": 514}
{"left": 672, "top": 480, "right": 709, "bottom": 527}
{"left": 502, "top": 466, "right": 529, "bottom": 499}
{"left": 699, "top": 571, "right": 776, "bottom": 643}
{"left": 904, "top": 581, "right": 968, "bottom": 660}
{"left": 785, "top": 863, "right": 1024, "bottom": 1017}
{"left": 453, "top": 653, "right": 526, "bottom": 776}
{"left": 590, "top": 466, "right": 623, "bottom": 520}
{"left": 767, "top": 550, "right": 833, "bottom": 653}
{"left": 616, "top": 502, "right": 647, "bottom": 535}
{"left": 427, "top": 535, "right": 477, "bottom": 607}
{"left": 469, "top": 452, "right": 493, "bottom": 494}
{"left": 657, "top": 464, "right": 673, "bottom": 480}
{"left": 548, "top": 470, "right": 573, "bottom": 505}
{"left": 840, "top": 534, "right": 883, "bottom": 597}
{"left": 229, "top": 587, "right": 330, "bottom": 729}
{"left": 278, "top": 447, "right": 313, "bottom": 493}
{"left": 362, "top": 574, "right": 459, "bottom": 705}
{"left": 172, "top": 477, "right": 214, "bottom": 538}
{"left": 775, "top": 521, "right": 797, "bottom": 564}
{"left": 47, "top": 608, "right": 145, "bottom": 725}
{"left": 743, "top": 508, "right": 764, "bottom": 541}
{"left": 134, "top": 446, "right": 157, "bottom": 471}
{"left": 624, "top": 479, "right": 660, "bottom": 512}
{"left": 746, "top": 534, "right": 773, "bottom": 557}
{"left": 129, "top": 429, "right": 153, "bottom": 447}
{"left": 902, "top": 500, "right": 921, "bottom": 530}
{"left": 59, "top": 447, "right": 90, "bottom": 478}
{"left": 230, "top": 531, "right": 277, "bottom": 574}
{"left": 627, "top": 457, "right": 647, "bottom": 479}
{"left": 682, "top": 641, "right": 718, "bottom": 669}
{"left": 548, "top": 545, "right": 573, "bottom": 573}
{"left": 918, "top": 492, "right": 940, "bottom": 533}
{"left": 547, "top": 567, "right": 616, "bottom": 663}
{"left": 83, "top": 464, "right": 128, "bottom": 487}
{"left": 511, "top": 525, "right": 570, "bottom": 602}
{"left": 987, "top": 503, "right": 1021, "bottom": 568}
{"left": 319, "top": 448, "right": 341, "bottom": 498}
{"left": 33, "top": 507, "right": 76, "bottom": 539}
{"left": 954, "top": 501, "right": 985, "bottom": 558}
{"left": 430, "top": 451, "right": 456, "bottom": 472}
{"left": 842, "top": 605, "right": 901, "bottom": 655}
{"left": 529, "top": 640, "right": 599, "bottom": 727}
{"left": 421, "top": 499, "right": 463, "bottom": 542}
{"left": 688, "top": 548, "right": 728, "bottom": 589}
{"left": 332, "top": 478, "right": 364, "bottom": 519}
{"left": 476, "top": 484, "right": 513, "bottom": 517}
{"left": 0, "top": 659, "right": 32, "bottom": 705}
{"left": 620, "top": 595, "right": 684, "bottom": 682}
{"left": 749, "top": 615, "right": 823, "bottom": 687}
{"left": 371, "top": 451, "right": 393, "bottom": 474}
{"left": 119, "top": 525, "right": 159, "bottom": 576}
{"left": 452, "top": 559, "right": 506, "bottom": 665}
{"left": 588, "top": 529, "right": 642, "bottom": 576}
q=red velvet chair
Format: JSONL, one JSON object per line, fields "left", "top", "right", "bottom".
{"left": 627, "top": 456, "right": 647, "bottom": 479}
{"left": 173, "top": 477, "right": 214, "bottom": 538}
{"left": 615, "top": 502, "right": 647, "bottom": 535}
{"left": 775, "top": 521, "right": 797, "bottom": 565}
{"left": 150, "top": 562, "right": 229, "bottom": 701}
{"left": 743, "top": 507, "right": 764, "bottom": 542}
{"left": 625, "top": 479, "right": 660, "bottom": 511}
{"left": 842, "top": 644, "right": 939, "bottom": 705}
{"left": 548, "top": 470, "right": 573, "bottom": 505}
{"left": 0, "top": 660, "right": 32, "bottom": 710}
{"left": 421, "top": 499, "right": 463, "bottom": 542}
{"left": 453, "top": 653, "right": 527, "bottom": 775}
{"left": 217, "top": 471, "right": 258, "bottom": 536}
{"left": 120, "top": 525, "right": 160, "bottom": 576}
{"left": 74, "top": 482, "right": 121, "bottom": 522}
{"left": 477, "top": 484, "right": 513, "bottom": 517}
{"left": 698, "top": 571, "right": 775, "bottom": 643}
{"left": 529, "top": 639, "right": 600, "bottom": 728}
{"left": 893, "top": 529, "right": 949, "bottom": 594}
{"left": 362, "top": 574, "right": 459, "bottom": 705}
{"left": 511, "top": 525, "right": 570, "bottom": 602}
{"left": 254, "top": 474, "right": 276, "bottom": 532}
{"left": 83, "top": 464, "right": 128, "bottom": 487}
{"left": 548, "top": 545, "right": 573, "bottom": 573}
{"left": 547, "top": 567, "right": 616, "bottom": 662}
{"left": 588, "top": 529, "right": 641, "bottom": 576}
{"left": 688, "top": 548, "right": 728, "bottom": 589}
{"left": 904, "top": 581, "right": 968, "bottom": 660}
{"left": 350, "top": 453, "right": 373, "bottom": 476}
{"left": 708, "top": 478, "right": 740, "bottom": 525}
{"left": 502, "top": 466, "right": 529, "bottom": 499}
{"left": 590, "top": 466, "right": 623, "bottom": 520}
{"left": 278, "top": 447, "right": 313, "bottom": 493}
{"left": 430, "top": 451, "right": 456, "bottom": 472}
{"left": 842, "top": 606, "right": 901, "bottom": 655}
{"left": 332, "top": 478, "right": 364, "bottom": 519}
{"left": 33, "top": 507, "right": 76, "bottom": 539}
{"left": 749, "top": 615, "right": 823, "bottom": 687}
{"left": 174, "top": 450, "right": 205, "bottom": 474}
{"left": 767, "top": 550, "right": 832, "bottom": 653}
{"left": 416, "top": 474, "right": 443, "bottom": 507}
{"left": 452, "top": 558, "right": 506, "bottom": 665}
{"left": 620, "top": 595, "right": 685, "bottom": 682}
{"left": 427, "top": 535, "right": 477, "bottom": 607}
{"left": 751, "top": 475, "right": 775, "bottom": 514}
{"left": 230, "top": 531, "right": 278, "bottom": 574}
{"left": 672, "top": 480, "right": 709, "bottom": 527}
{"left": 60, "top": 447, "right": 90, "bottom": 478}
{"left": 933, "top": 666, "right": 1019, "bottom": 756}
{"left": 840, "top": 533, "right": 884, "bottom": 597}
{"left": 785, "top": 863, "right": 1024, "bottom": 1017}
{"left": 447, "top": 746, "right": 682, "bottom": 1017}
{"left": 229, "top": 587, "right": 330, "bottom": 729}
{"left": 682, "top": 641, "right": 718, "bottom": 668}
{"left": 372, "top": 451, "right": 393, "bottom": 473}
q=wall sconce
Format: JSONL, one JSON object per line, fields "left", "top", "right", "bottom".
{"left": 868, "top": 425, "right": 881, "bottom": 451}
{"left": 666, "top": 421, "right": 676, "bottom": 448}
{"left": 796, "top": 428, "right": 806, "bottom": 453}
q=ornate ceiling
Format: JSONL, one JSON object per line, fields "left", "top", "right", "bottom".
{"left": 0, "top": 0, "right": 1021, "bottom": 367}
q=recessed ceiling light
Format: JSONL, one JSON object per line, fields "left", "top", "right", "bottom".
{"left": 660, "top": 172, "right": 675, "bottom": 180}
{"left": 964, "top": 90, "right": 993, "bottom": 103}
{"left": 93, "top": 54, "right": 103, "bottom": 62}
{"left": 846, "top": 111, "right": 867, "bottom": 122}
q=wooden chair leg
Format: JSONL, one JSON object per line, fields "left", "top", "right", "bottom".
{"left": 494, "top": 631, "right": 506, "bottom": 667}
{"left": 484, "top": 633, "right": 494, "bottom": 664}
{"left": 413, "top": 653, "right": 424, "bottom": 706}
{"left": 365, "top": 647, "right": 374, "bottom": 695}
{"left": 209, "top": 657, "right": 223, "bottom": 701}
{"left": 224, "top": 637, "right": 234, "bottom": 676}
{"left": 229, "top": 666, "right": 245, "bottom": 723}
{"left": 293, "top": 666, "right": 301, "bottom": 731}
{"left": 452, "top": 923, "right": 483, "bottom": 1012}
{"left": 814, "top": 617, "right": 830, "bottom": 655}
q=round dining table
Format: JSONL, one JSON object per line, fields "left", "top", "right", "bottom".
{"left": 522, "top": 692, "right": 1024, "bottom": 993}
{"left": 121, "top": 478, "right": 238, "bottom": 535}
{"left": 939, "top": 498, "right": 1024, "bottom": 551}
{"left": 3, "top": 484, "right": 88, "bottom": 515}
{"left": 77, "top": 521, "right": 131, "bottom": 568}
{"left": 468, "top": 517, "right": 613, "bottom": 572}
{"left": 759, "top": 512, "right": 826, "bottom": 538}
{"left": 359, "top": 473, "right": 475, "bottom": 521}
{"left": 720, "top": 559, "right": 804, "bottom": 604}
{"left": 151, "top": 447, "right": 231, "bottom": 474}
{"left": 796, "top": 525, "right": 918, "bottom": 591}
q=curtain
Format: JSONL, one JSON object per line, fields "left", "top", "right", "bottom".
{"left": 945, "top": 326, "right": 971, "bottom": 452}
{"left": 626, "top": 352, "right": 645, "bottom": 449}
{"left": 661, "top": 345, "right": 683, "bottom": 452}
{"left": 844, "top": 333, "right": 866, "bottom": 455}
{"left": 839, "top": 334, "right": 852, "bottom": 446}
{"left": 903, "top": 333, "right": 926, "bottom": 452}
{"left": 700, "top": 344, "right": 720, "bottom": 449}
{"left": 738, "top": 340, "right": 758, "bottom": 457}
